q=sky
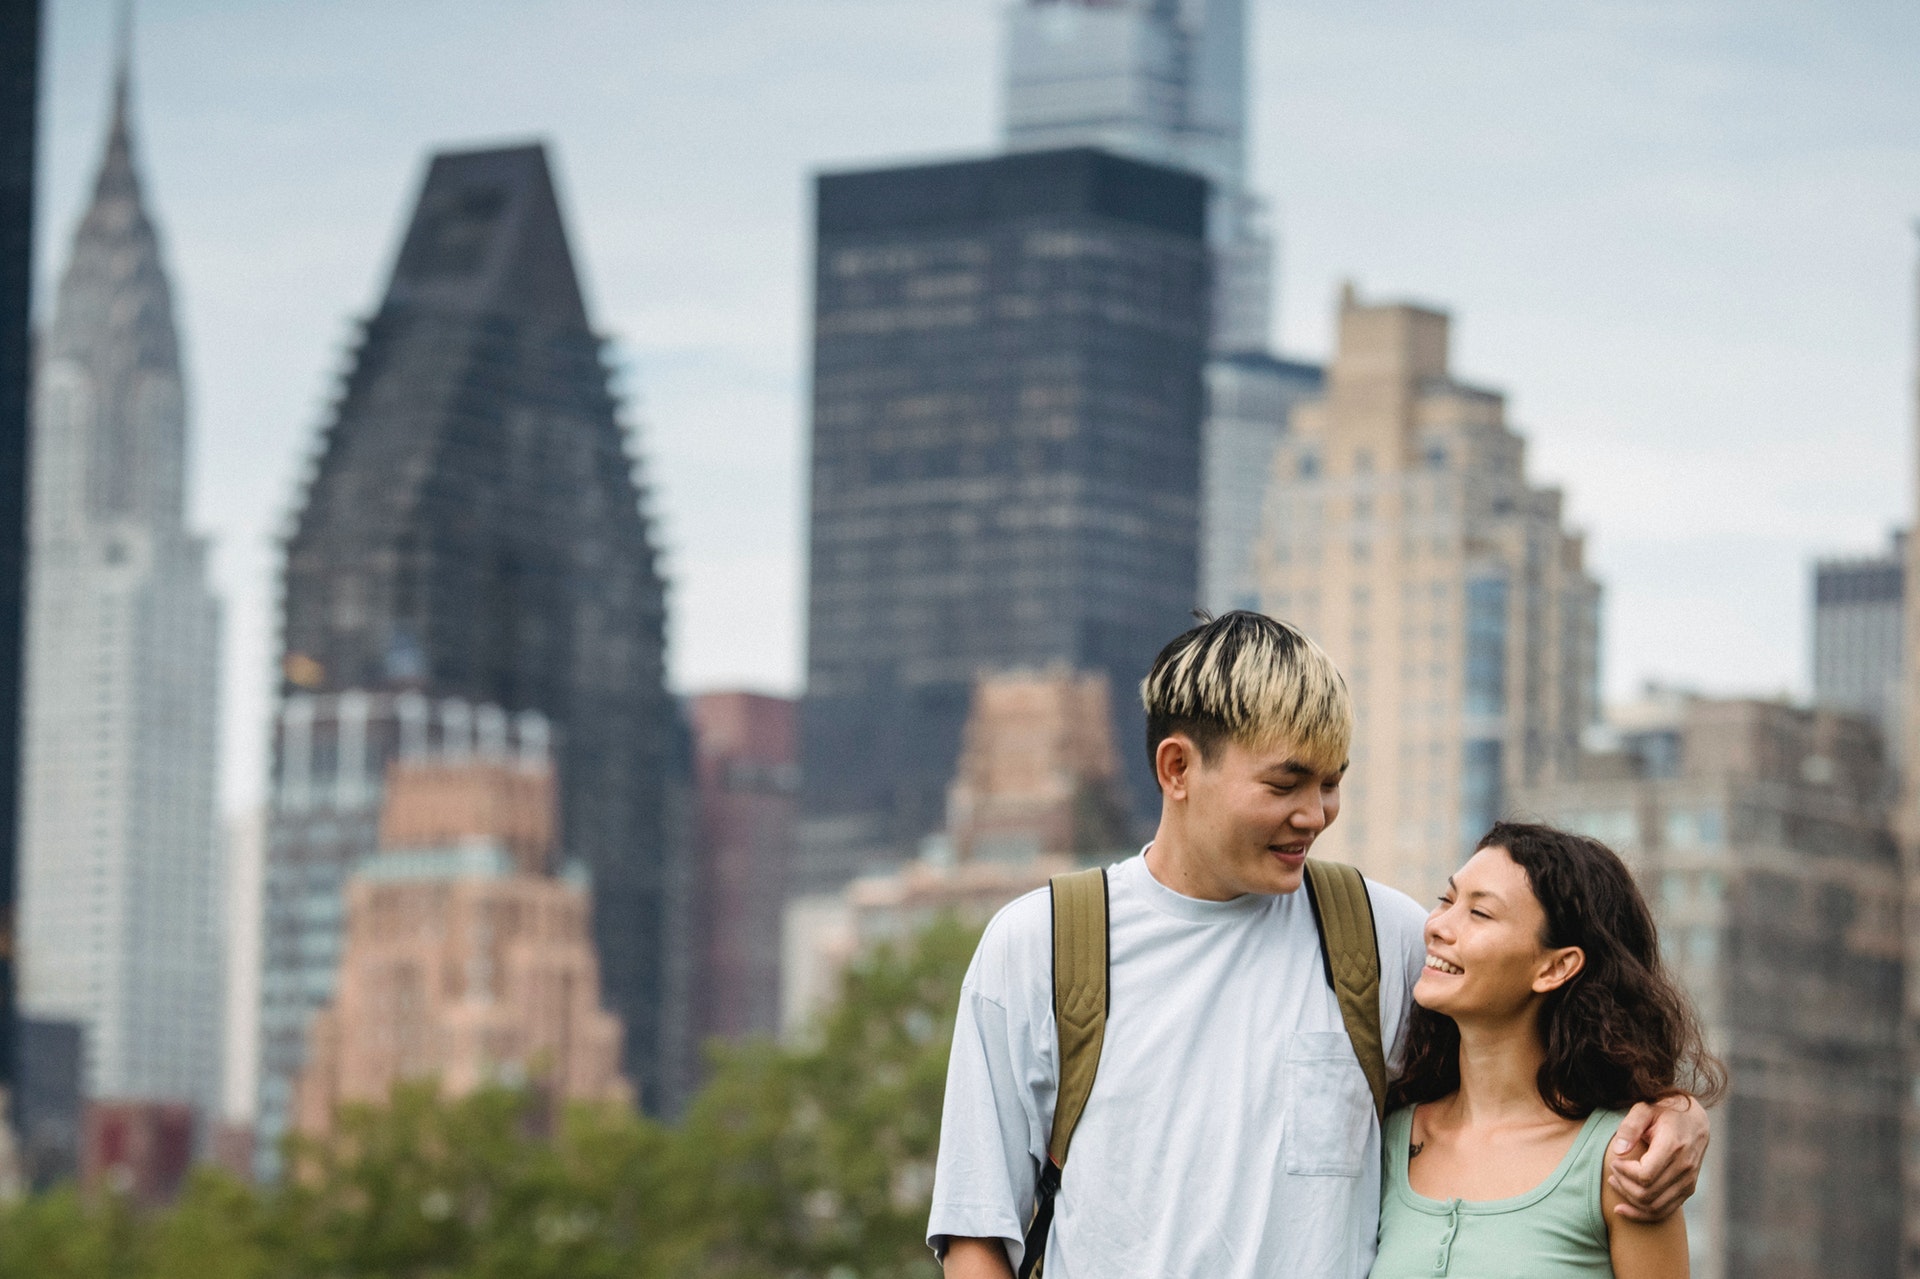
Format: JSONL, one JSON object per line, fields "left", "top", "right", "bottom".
{"left": 33, "top": 0, "right": 1920, "bottom": 816}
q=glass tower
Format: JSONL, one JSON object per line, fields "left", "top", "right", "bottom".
{"left": 1004, "top": 0, "right": 1268, "bottom": 353}
{"left": 800, "top": 148, "right": 1210, "bottom": 889}
{"left": 261, "top": 145, "right": 687, "bottom": 1163}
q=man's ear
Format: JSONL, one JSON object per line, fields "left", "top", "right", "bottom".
{"left": 1156, "top": 734, "right": 1198, "bottom": 801}
{"left": 1532, "top": 945, "right": 1585, "bottom": 995}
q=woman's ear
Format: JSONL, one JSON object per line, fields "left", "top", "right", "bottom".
{"left": 1532, "top": 945, "right": 1585, "bottom": 995}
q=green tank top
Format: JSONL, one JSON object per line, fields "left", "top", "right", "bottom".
{"left": 1372, "top": 1104, "right": 1626, "bottom": 1279}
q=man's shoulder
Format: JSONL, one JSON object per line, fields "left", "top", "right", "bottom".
{"left": 964, "top": 882, "right": 1055, "bottom": 1001}
{"left": 982, "top": 881, "right": 1054, "bottom": 944}
{"left": 1364, "top": 877, "right": 1429, "bottom": 951}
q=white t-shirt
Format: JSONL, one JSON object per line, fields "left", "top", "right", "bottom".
{"left": 927, "top": 851, "right": 1429, "bottom": 1279}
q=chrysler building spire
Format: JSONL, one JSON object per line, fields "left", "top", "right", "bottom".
{"left": 17, "top": 33, "right": 225, "bottom": 1128}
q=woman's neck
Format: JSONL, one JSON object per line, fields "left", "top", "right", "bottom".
{"left": 1446, "top": 1012, "right": 1554, "bottom": 1128}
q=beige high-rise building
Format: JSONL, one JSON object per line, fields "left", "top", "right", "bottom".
{"left": 1254, "top": 287, "right": 1601, "bottom": 895}
{"left": 292, "top": 760, "right": 630, "bottom": 1138}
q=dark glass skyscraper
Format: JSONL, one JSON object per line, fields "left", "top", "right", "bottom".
{"left": 0, "top": 0, "right": 41, "bottom": 1110}
{"left": 268, "top": 145, "right": 683, "bottom": 1127}
{"left": 800, "top": 148, "right": 1209, "bottom": 889}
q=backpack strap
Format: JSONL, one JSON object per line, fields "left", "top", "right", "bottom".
{"left": 1301, "top": 858, "right": 1386, "bottom": 1123}
{"left": 1018, "top": 867, "right": 1108, "bottom": 1279}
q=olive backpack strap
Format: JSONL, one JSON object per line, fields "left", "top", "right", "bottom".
{"left": 1018, "top": 867, "right": 1109, "bottom": 1279}
{"left": 1301, "top": 858, "right": 1387, "bottom": 1124}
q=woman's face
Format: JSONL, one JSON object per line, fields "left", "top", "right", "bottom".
{"left": 1414, "top": 845, "right": 1583, "bottom": 1020}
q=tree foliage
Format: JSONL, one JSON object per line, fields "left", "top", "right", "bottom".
{"left": 0, "top": 915, "right": 979, "bottom": 1279}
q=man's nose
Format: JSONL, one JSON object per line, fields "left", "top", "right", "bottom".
{"left": 1290, "top": 791, "right": 1326, "bottom": 831}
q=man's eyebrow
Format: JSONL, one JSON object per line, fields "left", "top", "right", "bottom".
{"left": 1268, "top": 758, "right": 1348, "bottom": 778}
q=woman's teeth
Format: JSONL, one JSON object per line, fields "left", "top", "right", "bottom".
{"left": 1424, "top": 955, "right": 1463, "bottom": 975}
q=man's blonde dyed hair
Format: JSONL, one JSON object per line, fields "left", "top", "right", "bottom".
{"left": 1140, "top": 611, "right": 1352, "bottom": 774}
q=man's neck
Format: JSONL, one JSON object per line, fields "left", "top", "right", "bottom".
{"left": 1142, "top": 826, "right": 1240, "bottom": 901}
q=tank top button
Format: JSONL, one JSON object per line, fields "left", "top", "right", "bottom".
{"left": 1432, "top": 1199, "right": 1461, "bottom": 1274}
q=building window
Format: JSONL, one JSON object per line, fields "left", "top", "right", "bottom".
{"left": 1569, "top": 808, "right": 1636, "bottom": 848}
{"left": 1464, "top": 576, "right": 1509, "bottom": 716}
{"left": 1461, "top": 739, "right": 1502, "bottom": 846}
{"left": 1664, "top": 807, "right": 1723, "bottom": 849}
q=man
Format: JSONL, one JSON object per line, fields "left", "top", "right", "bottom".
{"left": 929, "top": 612, "right": 1708, "bottom": 1278}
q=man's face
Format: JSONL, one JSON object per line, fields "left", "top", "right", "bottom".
{"left": 1177, "top": 735, "right": 1344, "bottom": 897}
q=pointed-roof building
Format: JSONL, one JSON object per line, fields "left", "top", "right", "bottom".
{"left": 19, "top": 52, "right": 224, "bottom": 1123}
{"left": 258, "top": 144, "right": 686, "bottom": 1161}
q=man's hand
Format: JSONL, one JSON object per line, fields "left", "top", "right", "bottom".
{"left": 943, "top": 1237, "right": 1017, "bottom": 1279}
{"left": 1607, "top": 1095, "right": 1710, "bottom": 1221}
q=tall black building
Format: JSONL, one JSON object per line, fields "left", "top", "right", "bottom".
{"left": 801, "top": 148, "right": 1209, "bottom": 888}
{"left": 0, "top": 0, "right": 41, "bottom": 1111}
{"left": 272, "top": 145, "right": 684, "bottom": 1117}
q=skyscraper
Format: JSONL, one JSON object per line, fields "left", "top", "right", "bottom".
{"left": 1003, "top": 1, "right": 1318, "bottom": 626}
{"left": 1812, "top": 531, "right": 1905, "bottom": 744}
{"left": 800, "top": 148, "right": 1209, "bottom": 888}
{"left": 266, "top": 144, "right": 684, "bottom": 1131}
{"left": 1255, "top": 288, "right": 1601, "bottom": 895}
{"left": 18, "top": 52, "right": 224, "bottom": 1122}
{"left": 1004, "top": 0, "right": 1268, "bottom": 352}
{"left": 1200, "top": 353, "right": 1322, "bottom": 612}
{"left": 0, "top": 0, "right": 40, "bottom": 1117}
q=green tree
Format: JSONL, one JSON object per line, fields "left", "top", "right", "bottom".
{"left": 0, "top": 911, "right": 980, "bottom": 1279}
{"left": 146, "top": 1171, "right": 268, "bottom": 1279}
{"left": 678, "top": 913, "right": 979, "bottom": 1278}
{"left": 267, "top": 1082, "right": 694, "bottom": 1278}
{"left": 0, "top": 1185, "right": 142, "bottom": 1279}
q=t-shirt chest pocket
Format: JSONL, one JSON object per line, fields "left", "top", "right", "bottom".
{"left": 1282, "top": 1030, "right": 1372, "bottom": 1177}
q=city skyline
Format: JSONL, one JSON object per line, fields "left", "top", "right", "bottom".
{"left": 29, "top": 0, "right": 1920, "bottom": 817}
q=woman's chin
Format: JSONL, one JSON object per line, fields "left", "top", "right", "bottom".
{"left": 1412, "top": 973, "right": 1459, "bottom": 1012}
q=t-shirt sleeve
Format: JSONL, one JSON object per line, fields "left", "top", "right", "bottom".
{"left": 1366, "top": 880, "right": 1432, "bottom": 1074}
{"left": 927, "top": 897, "right": 1053, "bottom": 1268}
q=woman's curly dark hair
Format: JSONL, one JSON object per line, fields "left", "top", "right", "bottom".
{"left": 1388, "top": 821, "right": 1727, "bottom": 1119}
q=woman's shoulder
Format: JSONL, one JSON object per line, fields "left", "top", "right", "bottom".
{"left": 1381, "top": 1104, "right": 1419, "bottom": 1172}
{"left": 1583, "top": 1107, "right": 1631, "bottom": 1149}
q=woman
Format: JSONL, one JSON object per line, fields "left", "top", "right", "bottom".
{"left": 1371, "top": 822, "right": 1726, "bottom": 1279}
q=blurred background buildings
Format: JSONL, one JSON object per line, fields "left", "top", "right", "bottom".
{"left": 0, "top": 4, "right": 1916, "bottom": 1276}
{"left": 799, "top": 147, "right": 1209, "bottom": 884}
{"left": 1520, "top": 693, "right": 1904, "bottom": 1278}
{"left": 1814, "top": 530, "right": 1906, "bottom": 747}
{"left": 18, "top": 41, "right": 223, "bottom": 1144}
{"left": 687, "top": 691, "right": 797, "bottom": 1045}
{"left": 257, "top": 141, "right": 689, "bottom": 1172}
{"left": 292, "top": 751, "right": 630, "bottom": 1139}
{"left": 1256, "top": 290, "right": 1601, "bottom": 895}
{"left": 1004, "top": 0, "right": 1269, "bottom": 353}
